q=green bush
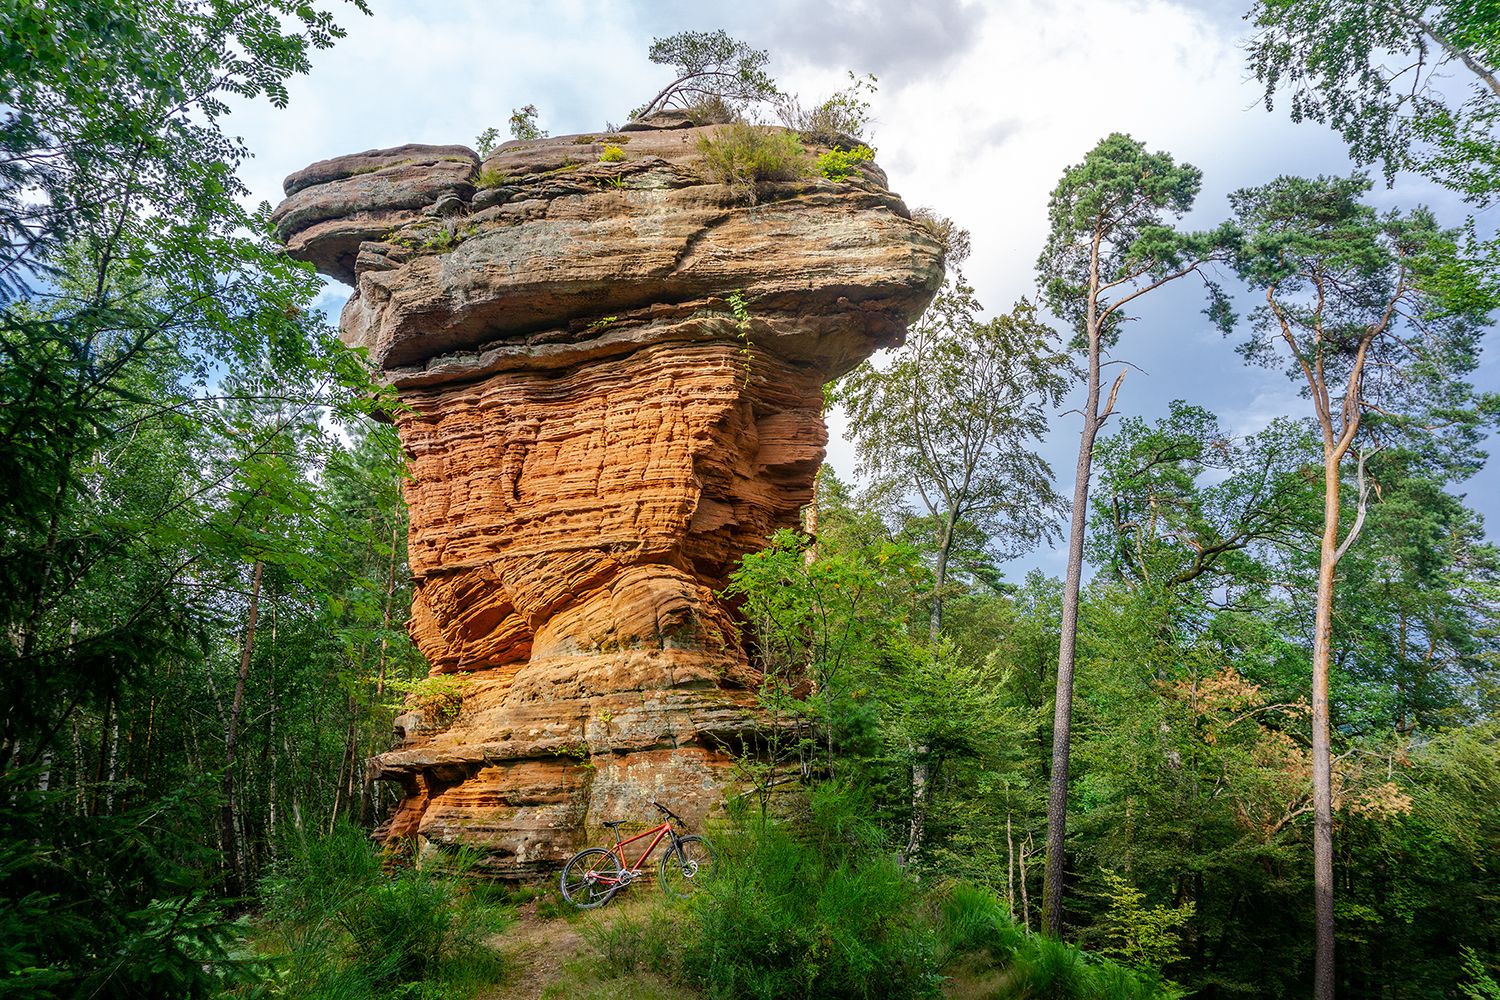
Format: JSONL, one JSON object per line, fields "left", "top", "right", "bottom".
{"left": 251, "top": 823, "right": 508, "bottom": 998}
{"left": 933, "top": 883, "right": 1181, "bottom": 1000}
{"left": 600, "top": 144, "right": 626, "bottom": 163}
{"left": 589, "top": 785, "right": 939, "bottom": 1000}
{"left": 581, "top": 791, "right": 1177, "bottom": 1000}
{"left": 695, "top": 124, "right": 812, "bottom": 204}
{"left": 815, "top": 144, "right": 874, "bottom": 182}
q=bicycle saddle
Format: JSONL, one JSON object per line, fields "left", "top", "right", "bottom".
{"left": 602, "top": 820, "right": 626, "bottom": 828}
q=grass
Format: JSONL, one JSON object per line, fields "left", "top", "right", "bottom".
{"left": 242, "top": 823, "right": 512, "bottom": 999}
{"left": 541, "top": 957, "right": 698, "bottom": 1000}
{"left": 695, "top": 123, "right": 811, "bottom": 205}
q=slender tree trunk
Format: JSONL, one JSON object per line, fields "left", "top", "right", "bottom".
{"left": 906, "top": 756, "right": 928, "bottom": 863}
{"left": 222, "top": 559, "right": 263, "bottom": 894}
{"left": 267, "top": 673, "right": 277, "bottom": 850}
{"left": 929, "top": 510, "right": 956, "bottom": 645}
{"left": 905, "top": 510, "right": 958, "bottom": 865}
{"left": 90, "top": 694, "right": 112, "bottom": 816}
{"left": 802, "top": 488, "right": 819, "bottom": 565}
{"left": 104, "top": 709, "right": 119, "bottom": 813}
{"left": 1006, "top": 807, "right": 1017, "bottom": 914}
{"left": 1042, "top": 324, "right": 1106, "bottom": 937}
{"left": 1312, "top": 455, "right": 1340, "bottom": 1000}
{"left": 1019, "top": 831, "right": 1033, "bottom": 930}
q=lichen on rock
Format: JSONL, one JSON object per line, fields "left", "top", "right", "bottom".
{"left": 273, "top": 111, "right": 942, "bottom": 876}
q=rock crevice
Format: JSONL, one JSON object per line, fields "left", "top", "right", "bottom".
{"left": 273, "top": 115, "right": 941, "bottom": 875}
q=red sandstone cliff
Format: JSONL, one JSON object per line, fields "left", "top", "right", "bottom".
{"left": 273, "top": 112, "right": 942, "bottom": 875}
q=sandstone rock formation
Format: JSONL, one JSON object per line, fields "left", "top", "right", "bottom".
{"left": 273, "top": 115, "right": 942, "bottom": 875}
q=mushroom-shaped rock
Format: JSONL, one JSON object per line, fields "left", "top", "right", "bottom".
{"left": 274, "top": 122, "right": 942, "bottom": 876}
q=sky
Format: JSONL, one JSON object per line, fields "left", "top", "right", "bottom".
{"left": 227, "top": 0, "right": 1499, "bottom": 582}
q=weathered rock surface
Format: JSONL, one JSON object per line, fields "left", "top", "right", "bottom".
{"left": 274, "top": 114, "right": 942, "bottom": 875}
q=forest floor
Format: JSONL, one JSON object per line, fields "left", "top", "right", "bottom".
{"left": 476, "top": 883, "right": 999, "bottom": 1000}
{"left": 481, "top": 887, "right": 697, "bottom": 1000}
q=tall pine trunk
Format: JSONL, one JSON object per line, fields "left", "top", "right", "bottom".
{"left": 1042, "top": 304, "right": 1109, "bottom": 936}
{"left": 1312, "top": 455, "right": 1340, "bottom": 1000}
{"left": 1041, "top": 378, "right": 1099, "bottom": 936}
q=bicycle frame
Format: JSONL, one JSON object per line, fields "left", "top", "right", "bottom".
{"left": 592, "top": 821, "right": 677, "bottom": 884}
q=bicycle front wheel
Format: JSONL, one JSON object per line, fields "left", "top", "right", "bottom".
{"left": 659, "top": 835, "right": 716, "bottom": 899}
{"left": 560, "top": 847, "right": 623, "bottom": 909}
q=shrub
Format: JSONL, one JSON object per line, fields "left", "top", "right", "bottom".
{"left": 1462, "top": 948, "right": 1500, "bottom": 1000}
{"left": 695, "top": 124, "right": 812, "bottom": 204}
{"left": 476, "top": 167, "right": 512, "bottom": 189}
{"left": 581, "top": 792, "right": 1176, "bottom": 1000}
{"left": 600, "top": 144, "right": 626, "bottom": 163}
{"left": 816, "top": 144, "right": 874, "bottom": 182}
{"left": 252, "top": 823, "right": 508, "bottom": 998}
{"left": 933, "top": 883, "right": 1182, "bottom": 1000}
{"left": 773, "top": 73, "right": 879, "bottom": 145}
{"left": 590, "top": 784, "right": 940, "bottom": 1000}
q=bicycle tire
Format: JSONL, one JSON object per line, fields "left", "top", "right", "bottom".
{"left": 659, "top": 834, "right": 715, "bottom": 899}
{"left": 560, "top": 846, "right": 623, "bottom": 909}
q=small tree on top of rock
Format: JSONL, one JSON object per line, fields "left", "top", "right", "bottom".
{"left": 509, "top": 104, "right": 547, "bottom": 141}
{"left": 632, "top": 29, "right": 779, "bottom": 121}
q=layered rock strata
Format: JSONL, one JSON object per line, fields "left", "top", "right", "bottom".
{"left": 273, "top": 115, "right": 942, "bottom": 875}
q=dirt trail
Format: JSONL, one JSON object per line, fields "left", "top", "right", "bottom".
{"left": 481, "top": 890, "right": 656, "bottom": 1000}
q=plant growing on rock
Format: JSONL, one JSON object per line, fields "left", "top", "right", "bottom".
{"left": 474, "top": 126, "right": 500, "bottom": 158}
{"left": 632, "top": 29, "right": 779, "bottom": 120}
{"left": 817, "top": 144, "right": 874, "bottom": 181}
{"left": 696, "top": 124, "right": 811, "bottom": 204}
{"left": 775, "top": 71, "right": 880, "bottom": 144}
{"left": 390, "top": 673, "right": 473, "bottom": 730}
{"left": 508, "top": 103, "right": 546, "bottom": 141}
{"left": 599, "top": 143, "right": 625, "bottom": 163}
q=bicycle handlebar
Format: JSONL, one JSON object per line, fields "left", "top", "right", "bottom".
{"left": 653, "top": 801, "right": 686, "bottom": 827}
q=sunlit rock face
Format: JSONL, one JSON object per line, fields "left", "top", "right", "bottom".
{"left": 273, "top": 114, "right": 942, "bottom": 875}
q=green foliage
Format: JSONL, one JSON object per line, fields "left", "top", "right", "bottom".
{"left": 634, "top": 29, "right": 779, "bottom": 120}
{"left": 475, "top": 126, "right": 501, "bottom": 158}
{"left": 590, "top": 786, "right": 941, "bottom": 1000}
{"left": 1228, "top": 174, "right": 1497, "bottom": 456}
{"left": 509, "top": 104, "right": 547, "bottom": 141}
{"left": 1092, "top": 871, "right": 1193, "bottom": 977}
{"left": 1246, "top": 0, "right": 1500, "bottom": 202}
{"left": 253, "top": 823, "right": 508, "bottom": 997}
{"left": 1090, "top": 401, "right": 1318, "bottom": 588}
{"left": 695, "top": 124, "right": 812, "bottom": 204}
{"left": 0, "top": 768, "right": 239, "bottom": 998}
{"left": 816, "top": 144, "right": 875, "bottom": 181}
{"left": 600, "top": 143, "right": 627, "bottom": 163}
{"left": 774, "top": 71, "right": 880, "bottom": 144}
{"left": 934, "top": 884, "right": 1179, "bottom": 1000}
{"left": 477, "top": 167, "right": 513, "bottom": 189}
{"left": 1461, "top": 948, "right": 1500, "bottom": 1000}
{"left": 911, "top": 207, "right": 973, "bottom": 266}
{"left": 836, "top": 286, "right": 1071, "bottom": 636}
{"left": 1038, "top": 133, "right": 1237, "bottom": 347}
{"left": 389, "top": 672, "right": 473, "bottom": 728}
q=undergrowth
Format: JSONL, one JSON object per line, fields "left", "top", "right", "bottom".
{"left": 243, "top": 823, "right": 509, "bottom": 999}
{"left": 579, "top": 785, "right": 1180, "bottom": 1000}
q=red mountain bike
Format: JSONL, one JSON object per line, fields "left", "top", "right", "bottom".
{"left": 559, "top": 801, "right": 715, "bottom": 909}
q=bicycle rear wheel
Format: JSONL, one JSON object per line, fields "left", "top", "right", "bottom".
{"left": 659, "top": 835, "right": 715, "bottom": 899}
{"left": 560, "top": 847, "right": 623, "bottom": 908}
